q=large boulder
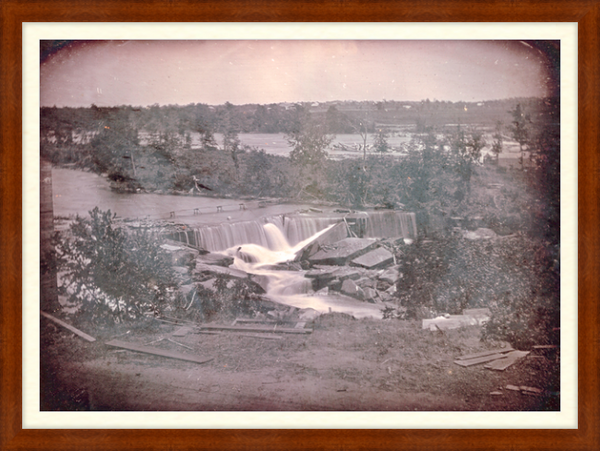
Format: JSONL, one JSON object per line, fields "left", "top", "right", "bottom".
{"left": 308, "top": 238, "right": 378, "bottom": 266}
{"left": 192, "top": 263, "right": 248, "bottom": 280}
{"left": 196, "top": 252, "right": 235, "bottom": 267}
{"left": 362, "top": 287, "right": 379, "bottom": 303}
{"left": 350, "top": 246, "right": 394, "bottom": 269}
{"left": 294, "top": 222, "right": 349, "bottom": 261}
{"left": 160, "top": 242, "right": 199, "bottom": 266}
{"left": 305, "top": 266, "right": 364, "bottom": 291}
{"left": 341, "top": 278, "right": 365, "bottom": 300}
{"left": 378, "top": 267, "right": 401, "bottom": 285}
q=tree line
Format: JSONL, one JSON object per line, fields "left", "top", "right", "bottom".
{"left": 41, "top": 98, "right": 558, "bottom": 240}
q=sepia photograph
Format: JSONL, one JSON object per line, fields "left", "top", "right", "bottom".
{"left": 38, "top": 38, "right": 562, "bottom": 414}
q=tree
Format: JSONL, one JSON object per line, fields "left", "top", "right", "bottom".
{"left": 450, "top": 127, "right": 485, "bottom": 198}
{"left": 356, "top": 120, "right": 370, "bottom": 161}
{"left": 219, "top": 102, "right": 243, "bottom": 184}
{"left": 242, "top": 148, "right": 273, "bottom": 196}
{"left": 508, "top": 104, "right": 531, "bottom": 171}
{"left": 490, "top": 120, "right": 503, "bottom": 164}
{"left": 90, "top": 112, "right": 140, "bottom": 185}
{"left": 286, "top": 108, "right": 333, "bottom": 199}
{"left": 374, "top": 128, "right": 389, "bottom": 153}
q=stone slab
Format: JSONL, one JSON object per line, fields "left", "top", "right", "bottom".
{"left": 308, "top": 238, "right": 378, "bottom": 266}
{"left": 341, "top": 279, "right": 365, "bottom": 300}
{"left": 351, "top": 247, "right": 394, "bottom": 269}
{"left": 378, "top": 267, "right": 401, "bottom": 284}
{"left": 294, "top": 222, "right": 349, "bottom": 261}
{"left": 196, "top": 253, "right": 234, "bottom": 267}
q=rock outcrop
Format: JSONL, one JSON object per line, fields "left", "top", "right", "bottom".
{"left": 308, "top": 238, "right": 379, "bottom": 266}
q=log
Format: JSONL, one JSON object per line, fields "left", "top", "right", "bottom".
{"left": 40, "top": 311, "right": 96, "bottom": 342}
{"left": 105, "top": 339, "right": 213, "bottom": 364}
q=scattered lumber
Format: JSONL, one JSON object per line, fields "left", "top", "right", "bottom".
{"left": 172, "top": 326, "right": 193, "bottom": 337}
{"left": 484, "top": 351, "right": 530, "bottom": 371}
{"left": 40, "top": 311, "right": 96, "bottom": 342}
{"left": 105, "top": 339, "right": 213, "bottom": 364}
{"left": 199, "top": 324, "right": 312, "bottom": 334}
{"left": 520, "top": 386, "right": 543, "bottom": 394}
{"left": 456, "top": 347, "right": 514, "bottom": 361}
{"left": 454, "top": 352, "right": 512, "bottom": 367}
{"left": 167, "top": 338, "right": 194, "bottom": 350}
{"left": 233, "top": 318, "right": 278, "bottom": 325}
{"left": 228, "top": 333, "right": 283, "bottom": 340}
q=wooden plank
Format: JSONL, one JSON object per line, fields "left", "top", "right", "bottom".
{"left": 199, "top": 324, "right": 312, "bottom": 334}
{"left": 453, "top": 353, "right": 511, "bottom": 367}
{"left": 228, "top": 333, "right": 283, "bottom": 340}
{"left": 456, "top": 347, "right": 514, "bottom": 361}
{"left": 520, "top": 386, "right": 543, "bottom": 394}
{"left": 235, "top": 318, "right": 278, "bottom": 324}
{"left": 40, "top": 311, "right": 96, "bottom": 342}
{"left": 105, "top": 339, "right": 213, "bottom": 364}
{"left": 172, "top": 326, "right": 193, "bottom": 337}
{"left": 484, "top": 351, "right": 530, "bottom": 371}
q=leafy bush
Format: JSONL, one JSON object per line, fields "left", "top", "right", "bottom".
{"left": 55, "top": 207, "right": 178, "bottom": 324}
{"left": 481, "top": 238, "right": 560, "bottom": 348}
{"left": 190, "top": 275, "right": 263, "bottom": 321}
{"left": 396, "top": 235, "right": 559, "bottom": 348}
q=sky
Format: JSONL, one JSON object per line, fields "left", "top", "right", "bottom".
{"left": 40, "top": 40, "right": 558, "bottom": 107}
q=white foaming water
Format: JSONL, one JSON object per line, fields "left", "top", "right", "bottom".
{"left": 225, "top": 223, "right": 383, "bottom": 319}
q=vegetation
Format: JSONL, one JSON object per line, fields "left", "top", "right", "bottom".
{"left": 188, "top": 276, "right": 264, "bottom": 322}
{"left": 54, "top": 208, "right": 179, "bottom": 324}
{"left": 44, "top": 96, "right": 560, "bottom": 347}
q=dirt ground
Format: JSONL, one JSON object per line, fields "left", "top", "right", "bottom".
{"left": 40, "top": 313, "right": 559, "bottom": 412}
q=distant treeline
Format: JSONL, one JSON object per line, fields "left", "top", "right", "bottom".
{"left": 41, "top": 97, "right": 551, "bottom": 140}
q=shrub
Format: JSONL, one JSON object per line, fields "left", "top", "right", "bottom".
{"left": 55, "top": 207, "right": 178, "bottom": 324}
{"left": 191, "top": 275, "right": 263, "bottom": 321}
{"left": 396, "top": 235, "right": 559, "bottom": 348}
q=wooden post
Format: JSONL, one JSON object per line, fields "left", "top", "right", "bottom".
{"left": 40, "top": 159, "right": 60, "bottom": 313}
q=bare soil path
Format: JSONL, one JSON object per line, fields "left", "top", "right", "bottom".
{"left": 41, "top": 313, "right": 559, "bottom": 412}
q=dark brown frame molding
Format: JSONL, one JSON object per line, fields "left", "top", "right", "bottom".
{"left": 1, "top": 1, "right": 598, "bottom": 450}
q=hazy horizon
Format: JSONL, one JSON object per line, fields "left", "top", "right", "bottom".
{"left": 41, "top": 40, "right": 558, "bottom": 108}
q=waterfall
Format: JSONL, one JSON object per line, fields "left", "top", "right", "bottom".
{"left": 364, "top": 211, "right": 418, "bottom": 240}
{"left": 278, "top": 216, "right": 341, "bottom": 246}
{"left": 223, "top": 224, "right": 383, "bottom": 319}
{"left": 175, "top": 210, "right": 417, "bottom": 252}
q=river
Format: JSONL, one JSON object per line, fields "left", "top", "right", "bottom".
{"left": 51, "top": 167, "right": 386, "bottom": 319}
{"left": 51, "top": 168, "right": 312, "bottom": 226}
